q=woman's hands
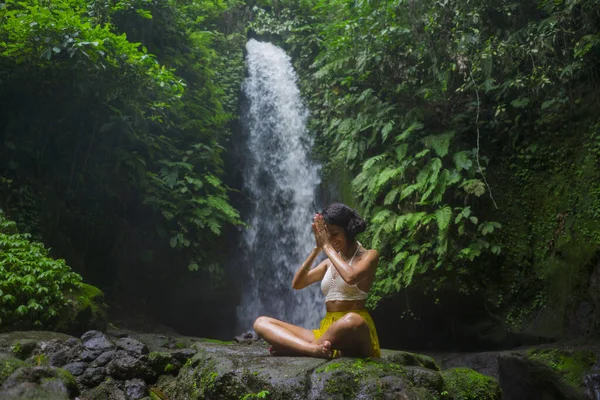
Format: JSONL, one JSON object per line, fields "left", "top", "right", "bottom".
{"left": 312, "top": 213, "right": 331, "bottom": 249}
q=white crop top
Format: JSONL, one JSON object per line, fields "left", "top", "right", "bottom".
{"left": 320, "top": 246, "right": 369, "bottom": 302}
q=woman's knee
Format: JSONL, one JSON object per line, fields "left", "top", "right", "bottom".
{"left": 339, "top": 313, "right": 367, "bottom": 332}
{"left": 253, "top": 316, "right": 271, "bottom": 333}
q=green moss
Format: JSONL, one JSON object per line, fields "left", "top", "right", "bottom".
{"left": 201, "top": 338, "right": 235, "bottom": 345}
{"left": 10, "top": 340, "right": 36, "bottom": 359}
{"left": 528, "top": 348, "right": 596, "bottom": 386}
{"left": 316, "top": 358, "right": 408, "bottom": 399}
{"left": 384, "top": 350, "right": 441, "bottom": 371}
{"left": 148, "top": 351, "right": 173, "bottom": 373}
{"left": 440, "top": 368, "right": 501, "bottom": 400}
{"left": 0, "top": 353, "right": 27, "bottom": 384}
{"left": 54, "top": 283, "right": 107, "bottom": 335}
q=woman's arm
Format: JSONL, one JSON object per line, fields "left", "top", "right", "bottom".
{"left": 321, "top": 245, "right": 379, "bottom": 286}
{"left": 291, "top": 247, "right": 328, "bottom": 290}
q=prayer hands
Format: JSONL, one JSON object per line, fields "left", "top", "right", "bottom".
{"left": 312, "top": 213, "right": 330, "bottom": 248}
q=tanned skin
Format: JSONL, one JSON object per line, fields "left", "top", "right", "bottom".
{"left": 253, "top": 214, "right": 379, "bottom": 358}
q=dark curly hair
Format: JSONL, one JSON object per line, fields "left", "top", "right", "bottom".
{"left": 321, "top": 203, "right": 367, "bottom": 241}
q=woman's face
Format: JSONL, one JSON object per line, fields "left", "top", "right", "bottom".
{"left": 326, "top": 223, "right": 350, "bottom": 253}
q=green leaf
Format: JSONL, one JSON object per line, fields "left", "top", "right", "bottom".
{"left": 381, "top": 121, "right": 394, "bottom": 142}
{"left": 394, "top": 122, "right": 423, "bottom": 143}
{"left": 453, "top": 151, "right": 473, "bottom": 171}
{"left": 384, "top": 188, "right": 399, "bottom": 205}
{"left": 422, "top": 132, "right": 454, "bottom": 157}
{"left": 435, "top": 206, "right": 452, "bottom": 232}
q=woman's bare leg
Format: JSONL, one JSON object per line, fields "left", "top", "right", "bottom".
{"left": 253, "top": 316, "right": 332, "bottom": 358}
{"left": 312, "top": 313, "right": 372, "bottom": 357}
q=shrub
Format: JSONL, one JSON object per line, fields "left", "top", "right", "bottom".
{"left": 0, "top": 210, "right": 83, "bottom": 329}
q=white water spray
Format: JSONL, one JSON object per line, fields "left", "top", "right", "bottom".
{"left": 236, "top": 39, "right": 323, "bottom": 331}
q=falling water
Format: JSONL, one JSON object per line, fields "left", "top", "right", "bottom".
{"left": 236, "top": 39, "right": 323, "bottom": 331}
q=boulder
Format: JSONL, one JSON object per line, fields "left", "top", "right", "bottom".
{"left": 498, "top": 350, "right": 593, "bottom": 400}
{"left": 441, "top": 367, "right": 502, "bottom": 400}
{"left": 0, "top": 331, "right": 73, "bottom": 360}
{"left": 125, "top": 378, "right": 148, "bottom": 400}
{"left": 106, "top": 350, "right": 155, "bottom": 381}
{"left": 83, "top": 377, "right": 127, "bottom": 400}
{"left": 55, "top": 283, "right": 108, "bottom": 336}
{"left": 381, "top": 349, "right": 440, "bottom": 370}
{"left": 82, "top": 330, "right": 114, "bottom": 352}
{"left": 62, "top": 362, "right": 87, "bottom": 376}
{"left": 79, "top": 367, "right": 107, "bottom": 387}
{"left": 116, "top": 337, "right": 149, "bottom": 357}
{"left": 0, "top": 366, "right": 79, "bottom": 399}
{"left": 92, "top": 350, "right": 116, "bottom": 367}
{"left": 0, "top": 353, "right": 27, "bottom": 384}
{"left": 158, "top": 340, "right": 499, "bottom": 400}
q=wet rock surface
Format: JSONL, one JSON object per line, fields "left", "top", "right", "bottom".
{"left": 0, "top": 329, "right": 502, "bottom": 400}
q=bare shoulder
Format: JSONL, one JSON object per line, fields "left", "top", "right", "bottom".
{"left": 365, "top": 248, "right": 379, "bottom": 259}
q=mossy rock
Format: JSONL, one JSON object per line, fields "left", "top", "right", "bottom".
{"left": 310, "top": 358, "right": 423, "bottom": 399}
{"left": 404, "top": 366, "right": 444, "bottom": 394}
{"left": 148, "top": 351, "right": 180, "bottom": 375}
{"left": 0, "top": 353, "right": 27, "bottom": 384}
{"left": 55, "top": 283, "right": 108, "bottom": 336}
{"left": 527, "top": 348, "right": 596, "bottom": 387}
{"left": 159, "top": 341, "right": 437, "bottom": 399}
{"left": 0, "top": 366, "right": 79, "bottom": 399}
{"left": 381, "top": 349, "right": 440, "bottom": 371}
{"left": 440, "top": 368, "right": 501, "bottom": 400}
{"left": 498, "top": 350, "right": 590, "bottom": 400}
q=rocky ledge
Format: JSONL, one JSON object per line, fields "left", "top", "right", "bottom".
{"left": 0, "top": 329, "right": 501, "bottom": 400}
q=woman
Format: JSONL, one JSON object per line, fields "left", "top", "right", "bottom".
{"left": 253, "top": 203, "right": 381, "bottom": 358}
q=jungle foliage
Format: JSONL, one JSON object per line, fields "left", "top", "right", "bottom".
{"left": 0, "top": 210, "right": 83, "bottom": 329}
{"left": 250, "top": 0, "right": 600, "bottom": 327}
{"left": 0, "top": 0, "right": 246, "bottom": 289}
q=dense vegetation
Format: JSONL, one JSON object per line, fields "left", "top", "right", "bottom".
{"left": 0, "top": 210, "right": 83, "bottom": 329}
{"left": 251, "top": 0, "right": 600, "bottom": 335}
{"left": 2, "top": 0, "right": 600, "bottom": 342}
{"left": 0, "top": 0, "right": 246, "bottom": 294}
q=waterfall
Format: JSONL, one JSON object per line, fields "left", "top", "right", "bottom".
{"left": 236, "top": 39, "right": 323, "bottom": 331}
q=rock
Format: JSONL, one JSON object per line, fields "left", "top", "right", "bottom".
{"left": 92, "top": 350, "right": 116, "bottom": 367}
{"left": 381, "top": 349, "right": 440, "bottom": 370}
{"left": 82, "top": 330, "right": 114, "bottom": 352}
{"left": 404, "top": 366, "right": 445, "bottom": 394}
{"left": 106, "top": 350, "right": 155, "bottom": 381}
{"left": 172, "top": 348, "right": 196, "bottom": 362}
{"left": 441, "top": 367, "right": 502, "bottom": 400}
{"left": 54, "top": 283, "right": 108, "bottom": 336}
{"left": 0, "top": 353, "right": 27, "bottom": 385}
{"left": 125, "top": 378, "right": 148, "bottom": 400}
{"left": 148, "top": 351, "right": 178, "bottom": 375}
{"left": 49, "top": 343, "right": 84, "bottom": 367}
{"left": 116, "top": 337, "right": 149, "bottom": 357}
{"left": 498, "top": 350, "right": 590, "bottom": 400}
{"left": 62, "top": 361, "right": 87, "bottom": 376}
{"left": 83, "top": 377, "right": 127, "bottom": 400}
{"left": 81, "top": 349, "right": 104, "bottom": 361}
{"left": 0, "top": 366, "right": 79, "bottom": 399}
{"left": 0, "top": 331, "right": 74, "bottom": 355}
{"left": 438, "top": 351, "right": 501, "bottom": 380}
{"left": 309, "top": 358, "right": 429, "bottom": 399}
{"left": 158, "top": 341, "right": 456, "bottom": 399}
{"left": 234, "top": 330, "right": 260, "bottom": 344}
{"left": 80, "top": 367, "right": 106, "bottom": 387}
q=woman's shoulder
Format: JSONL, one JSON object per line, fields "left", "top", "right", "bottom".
{"left": 362, "top": 248, "right": 380, "bottom": 261}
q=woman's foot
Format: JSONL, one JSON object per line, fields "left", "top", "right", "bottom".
{"left": 267, "top": 342, "right": 332, "bottom": 359}
{"left": 312, "top": 341, "right": 333, "bottom": 359}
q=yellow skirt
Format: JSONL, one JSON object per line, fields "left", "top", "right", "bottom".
{"left": 312, "top": 309, "right": 381, "bottom": 358}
